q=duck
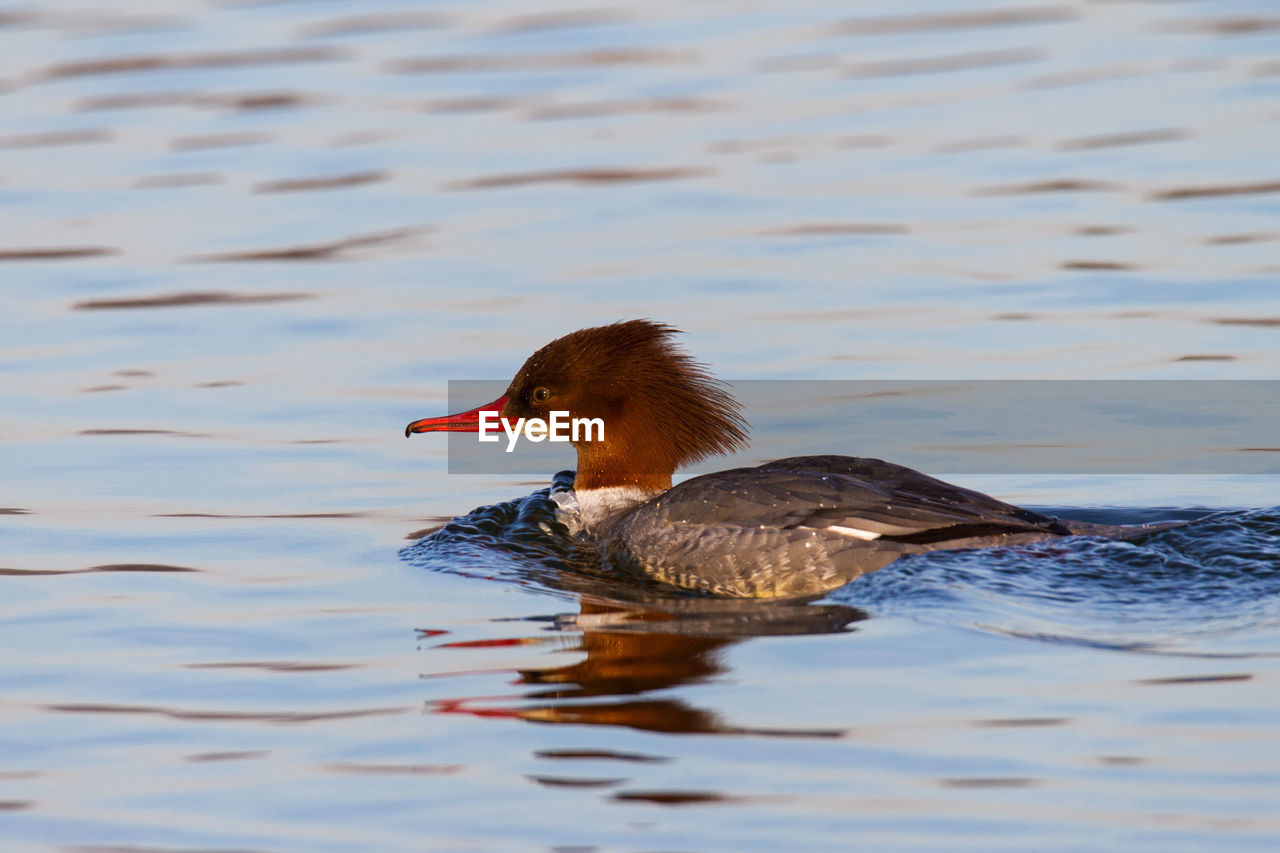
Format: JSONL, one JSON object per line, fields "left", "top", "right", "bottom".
{"left": 407, "top": 320, "right": 1166, "bottom": 598}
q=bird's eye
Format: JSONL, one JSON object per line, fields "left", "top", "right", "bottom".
{"left": 532, "top": 386, "right": 551, "bottom": 404}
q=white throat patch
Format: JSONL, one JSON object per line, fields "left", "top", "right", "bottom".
{"left": 574, "top": 485, "right": 659, "bottom": 531}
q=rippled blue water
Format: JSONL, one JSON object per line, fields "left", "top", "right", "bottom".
{"left": 3, "top": 0, "right": 1280, "bottom": 850}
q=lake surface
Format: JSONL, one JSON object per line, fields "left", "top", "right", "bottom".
{"left": 2, "top": 1, "right": 1279, "bottom": 851}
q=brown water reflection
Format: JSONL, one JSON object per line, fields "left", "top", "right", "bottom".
{"left": 134, "top": 172, "right": 222, "bottom": 189}
{"left": 0, "top": 128, "right": 111, "bottom": 148}
{"left": 489, "top": 10, "right": 633, "bottom": 35}
{"left": 1060, "top": 261, "right": 1134, "bottom": 271}
{"left": 1214, "top": 316, "right": 1280, "bottom": 327}
{"left": 185, "top": 750, "right": 270, "bottom": 763}
{"left": 529, "top": 775, "right": 623, "bottom": 789}
{"left": 529, "top": 96, "right": 731, "bottom": 121}
{"left": 1206, "top": 232, "right": 1278, "bottom": 245}
{"left": 255, "top": 170, "right": 388, "bottom": 193}
{"left": 0, "top": 247, "right": 116, "bottom": 261}
{"left": 297, "top": 12, "right": 452, "bottom": 40}
{"left": 831, "top": 7, "right": 1077, "bottom": 35}
{"left": 0, "top": 563, "right": 198, "bottom": 576}
{"left": 76, "top": 91, "right": 194, "bottom": 110}
{"left": 430, "top": 599, "right": 859, "bottom": 738}
{"left": 935, "top": 134, "right": 1025, "bottom": 152}
{"left": 612, "top": 789, "right": 746, "bottom": 805}
{"left": 976, "top": 179, "right": 1119, "bottom": 195}
{"left": 1136, "top": 672, "right": 1253, "bottom": 686}
{"left": 845, "top": 48, "right": 1044, "bottom": 78}
{"left": 448, "top": 166, "right": 711, "bottom": 191}
{"left": 421, "top": 95, "right": 525, "bottom": 114}
{"left": 1165, "top": 16, "right": 1280, "bottom": 37}
{"left": 387, "top": 48, "right": 697, "bottom": 74}
{"left": 536, "top": 748, "right": 667, "bottom": 763}
{"left": 1149, "top": 180, "right": 1280, "bottom": 201}
{"left": 38, "top": 46, "right": 343, "bottom": 81}
{"left": 73, "top": 291, "right": 310, "bottom": 309}
{"left": 1076, "top": 225, "right": 1133, "bottom": 236}
{"left": 185, "top": 226, "right": 427, "bottom": 262}
{"left": 170, "top": 131, "right": 272, "bottom": 151}
{"left": 939, "top": 777, "right": 1039, "bottom": 788}
{"left": 1058, "top": 128, "right": 1189, "bottom": 150}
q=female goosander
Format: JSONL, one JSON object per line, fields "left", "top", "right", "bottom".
{"left": 406, "top": 320, "right": 1163, "bottom": 598}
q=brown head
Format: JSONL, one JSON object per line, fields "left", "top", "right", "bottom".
{"left": 406, "top": 320, "right": 749, "bottom": 492}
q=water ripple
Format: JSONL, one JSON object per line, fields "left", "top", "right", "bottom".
{"left": 447, "top": 166, "right": 711, "bottom": 191}
{"left": 833, "top": 507, "right": 1280, "bottom": 654}
{"left": 404, "top": 475, "right": 1280, "bottom": 653}
{"left": 832, "top": 7, "right": 1077, "bottom": 35}
{"left": 37, "top": 46, "right": 343, "bottom": 81}
{"left": 73, "top": 291, "right": 310, "bottom": 310}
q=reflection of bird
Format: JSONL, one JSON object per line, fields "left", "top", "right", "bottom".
{"left": 408, "top": 320, "right": 1174, "bottom": 598}
{"left": 431, "top": 599, "right": 859, "bottom": 737}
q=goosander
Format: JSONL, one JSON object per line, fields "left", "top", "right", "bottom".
{"left": 406, "top": 320, "right": 1163, "bottom": 598}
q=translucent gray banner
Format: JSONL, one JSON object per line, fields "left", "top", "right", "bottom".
{"left": 427, "top": 380, "right": 1280, "bottom": 476}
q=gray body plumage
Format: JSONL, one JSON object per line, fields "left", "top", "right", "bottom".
{"left": 593, "top": 456, "right": 1166, "bottom": 598}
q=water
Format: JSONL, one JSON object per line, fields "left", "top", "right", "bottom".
{"left": 2, "top": 0, "right": 1279, "bottom": 850}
